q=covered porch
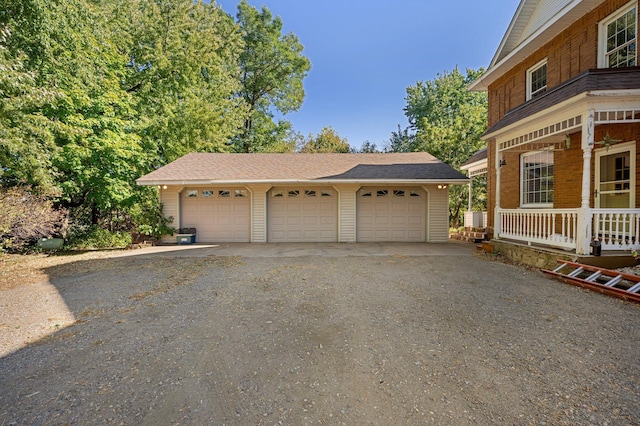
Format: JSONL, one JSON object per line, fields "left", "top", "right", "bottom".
{"left": 487, "top": 74, "right": 640, "bottom": 255}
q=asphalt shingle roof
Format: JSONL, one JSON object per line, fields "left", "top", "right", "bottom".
{"left": 462, "top": 148, "right": 487, "bottom": 167}
{"left": 137, "top": 153, "right": 468, "bottom": 185}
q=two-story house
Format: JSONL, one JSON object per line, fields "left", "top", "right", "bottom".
{"left": 470, "top": 0, "right": 640, "bottom": 256}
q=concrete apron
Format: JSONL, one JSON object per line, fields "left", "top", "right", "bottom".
{"left": 111, "top": 241, "right": 476, "bottom": 259}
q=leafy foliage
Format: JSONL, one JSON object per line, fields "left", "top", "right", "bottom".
{"left": 65, "top": 226, "right": 132, "bottom": 250}
{"left": 357, "top": 141, "right": 381, "bottom": 153}
{"left": 299, "top": 126, "right": 352, "bottom": 153}
{"left": 0, "top": 26, "right": 60, "bottom": 191}
{"left": 399, "top": 67, "right": 488, "bottom": 227}
{"left": 233, "top": 0, "right": 311, "bottom": 152}
{"left": 0, "top": 0, "right": 312, "bottom": 248}
{"left": 121, "top": 0, "right": 247, "bottom": 163}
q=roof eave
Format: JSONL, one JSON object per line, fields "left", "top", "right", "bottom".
{"left": 460, "top": 159, "right": 487, "bottom": 172}
{"left": 469, "top": 0, "right": 601, "bottom": 92}
{"left": 137, "top": 178, "right": 471, "bottom": 187}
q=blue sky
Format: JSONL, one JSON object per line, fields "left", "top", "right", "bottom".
{"left": 217, "top": 1, "right": 520, "bottom": 149}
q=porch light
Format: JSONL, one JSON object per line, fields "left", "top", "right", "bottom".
{"left": 565, "top": 134, "right": 571, "bottom": 149}
{"left": 437, "top": 184, "right": 447, "bottom": 190}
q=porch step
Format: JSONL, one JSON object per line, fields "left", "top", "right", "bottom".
{"left": 543, "top": 260, "right": 640, "bottom": 304}
{"left": 450, "top": 230, "right": 487, "bottom": 243}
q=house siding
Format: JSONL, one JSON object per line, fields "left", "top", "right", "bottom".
{"left": 159, "top": 186, "right": 180, "bottom": 243}
{"left": 488, "top": 0, "right": 637, "bottom": 128}
{"left": 337, "top": 185, "right": 358, "bottom": 242}
{"left": 248, "top": 185, "right": 270, "bottom": 243}
{"left": 426, "top": 186, "right": 449, "bottom": 242}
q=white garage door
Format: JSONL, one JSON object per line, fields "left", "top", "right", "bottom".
{"left": 181, "top": 188, "right": 250, "bottom": 242}
{"left": 268, "top": 188, "right": 338, "bottom": 242}
{"left": 357, "top": 187, "right": 426, "bottom": 242}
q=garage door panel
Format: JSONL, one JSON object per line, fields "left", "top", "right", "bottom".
{"left": 357, "top": 187, "right": 426, "bottom": 242}
{"left": 268, "top": 187, "right": 337, "bottom": 242}
{"left": 181, "top": 188, "right": 250, "bottom": 242}
{"left": 392, "top": 216, "right": 407, "bottom": 225}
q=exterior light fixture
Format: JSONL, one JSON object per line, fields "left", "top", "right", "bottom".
{"left": 162, "top": 185, "right": 168, "bottom": 190}
{"left": 499, "top": 158, "right": 506, "bottom": 167}
{"left": 565, "top": 134, "right": 571, "bottom": 149}
{"left": 437, "top": 184, "right": 448, "bottom": 190}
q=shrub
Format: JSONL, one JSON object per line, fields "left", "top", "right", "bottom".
{"left": 65, "top": 226, "right": 132, "bottom": 250}
{"left": 0, "top": 187, "right": 68, "bottom": 252}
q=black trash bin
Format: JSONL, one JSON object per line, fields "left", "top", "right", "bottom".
{"left": 590, "top": 239, "right": 601, "bottom": 256}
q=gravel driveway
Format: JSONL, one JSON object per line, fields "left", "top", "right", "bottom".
{"left": 1, "top": 243, "right": 639, "bottom": 425}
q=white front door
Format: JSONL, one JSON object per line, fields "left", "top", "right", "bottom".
{"left": 595, "top": 142, "right": 636, "bottom": 208}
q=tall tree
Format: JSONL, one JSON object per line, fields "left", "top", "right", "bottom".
{"left": 402, "top": 67, "right": 487, "bottom": 227}
{"left": 299, "top": 126, "right": 352, "bottom": 153}
{"left": 357, "top": 141, "right": 380, "bottom": 153}
{"left": 121, "top": 0, "right": 247, "bottom": 164}
{"left": 234, "top": 0, "right": 311, "bottom": 152}
{"left": 0, "top": 25, "right": 60, "bottom": 191}
{"left": 2, "top": 0, "right": 145, "bottom": 222}
{"left": 386, "top": 125, "right": 415, "bottom": 153}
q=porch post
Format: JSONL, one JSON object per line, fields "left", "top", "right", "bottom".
{"left": 576, "top": 109, "right": 595, "bottom": 255}
{"left": 494, "top": 141, "right": 502, "bottom": 238}
{"left": 468, "top": 180, "right": 473, "bottom": 212}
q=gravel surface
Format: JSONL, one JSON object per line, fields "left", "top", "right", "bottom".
{"left": 1, "top": 246, "right": 639, "bottom": 425}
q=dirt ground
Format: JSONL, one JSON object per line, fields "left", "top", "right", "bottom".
{"left": 1, "top": 244, "right": 639, "bottom": 425}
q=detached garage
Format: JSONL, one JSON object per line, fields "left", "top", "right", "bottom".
{"left": 136, "top": 153, "right": 468, "bottom": 243}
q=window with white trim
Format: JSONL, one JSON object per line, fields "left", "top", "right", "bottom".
{"left": 521, "top": 151, "right": 554, "bottom": 207}
{"left": 526, "top": 59, "right": 547, "bottom": 100}
{"left": 599, "top": 2, "right": 637, "bottom": 68}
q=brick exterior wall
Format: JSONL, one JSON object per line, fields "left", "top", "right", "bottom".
{"left": 488, "top": 0, "right": 636, "bottom": 128}
{"left": 484, "top": 1, "right": 640, "bottom": 235}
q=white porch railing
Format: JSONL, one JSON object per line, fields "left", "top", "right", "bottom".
{"left": 592, "top": 209, "right": 640, "bottom": 251}
{"left": 499, "top": 209, "right": 579, "bottom": 250}
{"left": 498, "top": 208, "right": 640, "bottom": 252}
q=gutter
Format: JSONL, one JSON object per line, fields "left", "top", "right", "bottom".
{"left": 137, "top": 178, "right": 471, "bottom": 187}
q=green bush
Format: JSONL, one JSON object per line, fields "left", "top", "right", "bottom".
{"left": 65, "top": 226, "right": 131, "bottom": 249}
{"left": 129, "top": 199, "right": 174, "bottom": 240}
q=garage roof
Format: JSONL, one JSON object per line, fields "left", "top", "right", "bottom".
{"left": 137, "top": 152, "right": 468, "bottom": 185}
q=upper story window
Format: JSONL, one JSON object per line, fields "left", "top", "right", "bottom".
{"left": 599, "top": 2, "right": 637, "bottom": 68}
{"left": 521, "top": 151, "right": 554, "bottom": 207}
{"left": 526, "top": 59, "right": 547, "bottom": 100}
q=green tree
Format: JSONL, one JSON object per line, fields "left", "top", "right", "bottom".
{"left": 357, "top": 141, "right": 380, "bottom": 153}
{"left": 121, "top": 0, "right": 247, "bottom": 163}
{"left": 233, "top": 0, "right": 311, "bottom": 152}
{"left": 0, "top": 25, "right": 60, "bottom": 191}
{"left": 299, "top": 126, "right": 352, "bottom": 153}
{"left": 386, "top": 125, "right": 415, "bottom": 153}
{"left": 402, "top": 67, "right": 487, "bottom": 227}
{"left": 2, "top": 0, "right": 145, "bottom": 222}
